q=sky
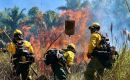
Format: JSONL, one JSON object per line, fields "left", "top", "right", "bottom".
{"left": 0, "top": 0, "right": 66, "bottom": 12}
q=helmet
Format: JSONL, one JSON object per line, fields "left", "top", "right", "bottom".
{"left": 13, "top": 29, "right": 23, "bottom": 40}
{"left": 14, "top": 29, "right": 23, "bottom": 35}
{"left": 67, "top": 43, "right": 76, "bottom": 50}
{"left": 89, "top": 22, "right": 100, "bottom": 30}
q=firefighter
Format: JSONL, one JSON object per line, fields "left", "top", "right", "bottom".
{"left": 7, "top": 29, "right": 34, "bottom": 80}
{"left": 44, "top": 44, "right": 76, "bottom": 80}
{"left": 44, "top": 49, "right": 67, "bottom": 80}
{"left": 84, "top": 22, "right": 105, "bottom": 80}
{"left": 63, "top": 43, "right": 76, "bottom": 73}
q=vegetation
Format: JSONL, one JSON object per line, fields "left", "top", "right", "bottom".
{"left": 0, "top": 0, "right": 130, "bottom": 80}
{"left": 1, "top": 45, "right": 130, "bottom": 80}
{"left": 0, "top": 7, "right": 25, "bottom": 31}
{"left": 102, "top": 45, "right": 130, "bottom": 80}
{"left": 58, "top": 0, "right": 88, "bottom": 11}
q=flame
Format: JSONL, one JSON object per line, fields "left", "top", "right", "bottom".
{"left": 21, "top": 26, "right": 31, "bottom": 38}
{"left": 60, "top": 9, "right": 90, "bottom": 62}
{"left": 21, "top": 8, "right": 91, "bottom": 72}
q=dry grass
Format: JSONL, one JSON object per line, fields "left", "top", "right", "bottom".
{"left": 0, "top": 45, "right": 130, "bottom": 80}
{"left": 102, "top": 45, "right": 130, "bottom": 80}
{"left": 69, "top": 45, "right": 130, "bottom": 80}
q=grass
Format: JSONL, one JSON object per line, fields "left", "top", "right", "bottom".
{"left": 69, "top": 45, "right": 130, "bottom": 80}
{"left": 102, "top": 45, "right": 130, "bottom": 80}
{"left": 0, "top": 45, "right": 130, "bottom": 80}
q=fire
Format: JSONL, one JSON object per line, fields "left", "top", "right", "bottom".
{"left": 60, "top": 9, "right": 90, "bottom": 62}
{"left": 21, "top": 26, "right": 31, "bottom": 38}
{"left": 21, "top": 8, "right": 91, "bottom": 72}
{"left": 44, "top": 9, "right": 91, "bottom": 63}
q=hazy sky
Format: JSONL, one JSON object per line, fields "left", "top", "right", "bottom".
{"left": 0, "top": 0, "right": 66, "bottom": 12}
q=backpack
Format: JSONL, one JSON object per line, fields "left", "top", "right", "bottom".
{"left": 92, "top": 34, "right": 112, "bottom": 69}
{"left": 100, "top": 36, "right": 112, "bottom": 68}
{"left": 44, "top": 49, "right": 66, "bottom": 66}
{"left": 12, "top": 40, "right": 34, "bottom": 65}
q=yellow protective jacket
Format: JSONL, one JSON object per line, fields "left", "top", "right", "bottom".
{"left": 88, "top": 32, "right": 102, "bottom": 54}
{"left": 64, "top": 51, "right": 75, "bottom": 66}
{"left": 7, "top": 40, "right": 34, "bottom": 56}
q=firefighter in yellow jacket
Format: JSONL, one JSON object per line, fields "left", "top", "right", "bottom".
{"left": 63, "top": 43, "right": 76, "bottom": 73}
{"left": 84, "top": 23, "right": 104, "bottom": 80}
{"left": 7, "top": 29, "right": 34, "bottom": 80}
{"left": 44, "top": 44, "right": 75, "bottom": 80}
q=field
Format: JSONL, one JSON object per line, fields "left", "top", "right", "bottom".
{"left": 0, "top": 45, "right": 130, "bottom": 80}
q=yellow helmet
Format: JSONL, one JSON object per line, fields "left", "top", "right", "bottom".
{"left": 89, "top": 22, "right": 100, "bottom": 30}
{"left": 67, "top": 43, "right": 76, "bottom": 50}
{"left": 14, "top": 29, "right": 23, "bottom": 35}
{"left": 13, "top": 29, "right": 23, "bottom": 40}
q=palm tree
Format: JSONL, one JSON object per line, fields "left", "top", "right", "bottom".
{"left": 28, "top": 7, "right": 47, "bottom": 36}
{"left": 0, "top": 7, "right": 25, "bottom": 42}
{"left": 43, "top": 10, "right": 61, "bottom": 29}
{"left": 58, "top": 0, "right": 88, "bottom": 11}
{"left": 28, "top": 7, "right": 39, "bottom": 18}
{"left": 0, "top": 7, "right": 26, "bottom": 31}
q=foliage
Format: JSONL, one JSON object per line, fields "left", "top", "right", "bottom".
{"left": 0, "top": 7, "right": 26, "bottom": 31}
{"left": 0, "top": 6, "right": 26, "bottom": 42}
{"left": 44, "top": 10, "right": 61, "bottom": 29}
{"left": 2, "top": 46, "right": 130, "bottom": 80}
{"left": 102, "top": 45, "right": 130, "bottom": 80}
{"left": 58, "top": 0, "right": 88, "bottom": 11}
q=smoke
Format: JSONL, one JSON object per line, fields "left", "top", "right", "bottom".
{"left": 86, "top": 0, "right": 130, "bottom": 47}
{"left": 87, "top": 0, "right": 127, "bottom": 29}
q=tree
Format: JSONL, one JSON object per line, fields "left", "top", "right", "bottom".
{"left": 28, "top": 7, "right": 46, "bottom": 35}
{"left": 43, "top": 10, "right": 61, "bottom": 29}
{"left": 0, "top": 7, "right": 26, "bottom": 31}
{"left": 28, "top": 7, "right": 39, "bottom": 18}
{"left": 28, "top": 7, "right": 39, "bottom": 24}
{"left": 58, "top": 0, "right": 88, "bottom": 11}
